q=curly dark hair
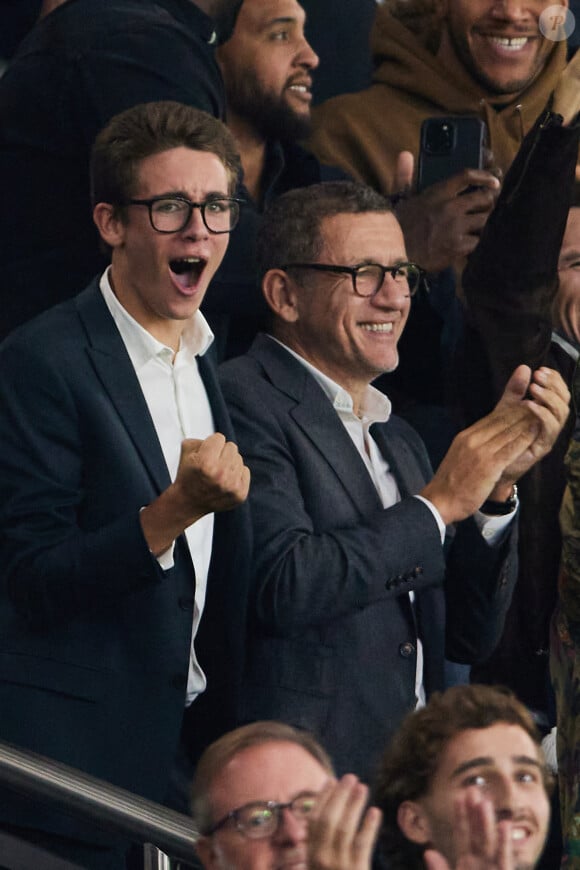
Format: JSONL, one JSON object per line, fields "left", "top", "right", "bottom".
{"left": 374, "top": 684, "right": 551, "bottom": 870}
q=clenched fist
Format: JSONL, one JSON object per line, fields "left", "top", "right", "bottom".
{"left": 140, "top": 432, "right": 250, "bottom": 557}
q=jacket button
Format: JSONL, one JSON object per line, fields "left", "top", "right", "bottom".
{"left": 413, "top": 566, "right": 424, "bottom": 578}
{"left": 171, "top": 674, "right": 187, "bottom": 690}
{"left": 399, "top": 642, "right": 416, "bottom": 659}
{"left": 178, "top": 596, "right": 194, "bottom": 611}
{"left": 385, "top": 579, "right": 394, "bottom": 590}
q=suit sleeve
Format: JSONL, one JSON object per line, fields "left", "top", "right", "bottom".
{"left": 0, "top": 339, "right": 167, "bottom": 627}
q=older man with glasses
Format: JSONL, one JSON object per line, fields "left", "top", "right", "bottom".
{"left": 192, "top": 721, "right": 381, "bottom": 870}
{"left": 219, "top": 179, "right": 570, "bottom": 784}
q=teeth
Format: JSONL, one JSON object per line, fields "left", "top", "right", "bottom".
{"left": 289, "top": 85, "right": 308, "bottom": 93}
{"left": 170, "top": 257, "right": 202, "bottom": 275}
{"left": 511, "top": 828, "right": 527, "bottom": 840}
{"left": 488, "top": 36, "right": 528, "bottom": 50}
{"left": 360, "top": 323, "right": 393, "bottom": 333}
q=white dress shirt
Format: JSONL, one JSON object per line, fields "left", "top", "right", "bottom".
{"left": 101, "top": 269, "right": 215, "bottom": 705}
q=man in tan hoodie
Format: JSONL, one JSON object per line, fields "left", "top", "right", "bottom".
{"left": 309, "top": 0, "right": 569, "bottom": 274}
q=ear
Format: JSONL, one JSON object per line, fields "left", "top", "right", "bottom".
{"left": 397, "top": 800, "right": 433, "bottom": 847}
{"left": 93, "top": 202, "right": 126, "bottom": 249}
{"left": 195, "top": 835, "right": 218, "bottom": 870}
{"left": 262, "top": 269, "right": 300, "bottom": 323}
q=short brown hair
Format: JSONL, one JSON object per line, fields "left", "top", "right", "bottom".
{"left": 191, "top": 721, "right": 334, "bottom": 835}
{"left": 90, "top": 100, "right": 240, "bottom": 210}
{"left": 256, "top": 180, "right": 394, "bottom": 278}
{"left": 375, "top": 684, "right": 550, "bottom": 870}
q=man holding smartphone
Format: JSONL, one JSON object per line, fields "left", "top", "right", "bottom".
{"left": 307, "top": 0, "right": 573, "bottom": 714}
{"left": 309, "top": 0, "right": 569, "bottom": 272}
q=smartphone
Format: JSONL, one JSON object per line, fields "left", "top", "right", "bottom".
{"left": 417, "top": 116, "right": 486, "bottom": 192}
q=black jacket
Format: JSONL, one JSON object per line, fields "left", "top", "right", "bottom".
{"left": 0, "top": 0, "right": 224, "bottom": 338}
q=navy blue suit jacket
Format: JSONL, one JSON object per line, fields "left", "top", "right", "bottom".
{"left": 220, "top": 335, "right": 518, "bottom": 780}
{"left": 0, "top": 279, "right": 251, "bottom": 840}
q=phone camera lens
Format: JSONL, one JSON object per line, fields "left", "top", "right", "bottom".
{"left": 425, "top": 120, "right": 455, "bottom": 154}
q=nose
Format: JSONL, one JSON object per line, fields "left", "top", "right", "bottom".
{"left": 488, "top": 1, "right": 534, "bottom": 21}
{"left": 183, "top": 204, "right": 209, "bottom": 239}
{"left": 295, "top": 34, "right": 319, "bottom": 70}
{"left": 372, "top": 272, "right": 411, "bottom": 309}
{"left": 271, "top": 806, "right": 308, "bottom": 847}
{"left": 489, "top": 776, "right": 521, "bottom": 815}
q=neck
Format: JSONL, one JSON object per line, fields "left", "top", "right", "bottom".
{"left": 226, "top": 112, "right": 267, "bottom": 203}
{"left": 109, "top": 270, "right": 185, "bottom": 354}
{"left": 273, "top": 328, "right": 368, "bottom": 416}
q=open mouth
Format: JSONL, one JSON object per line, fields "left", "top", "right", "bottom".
{"left": 169, "top": 257, "right": 206, "bottom": 291}
{"left": 476, "top": 31, "right": 535, "bottom": 53}
{"left": 287, "top": 79, "right": 313, "bottom": 100}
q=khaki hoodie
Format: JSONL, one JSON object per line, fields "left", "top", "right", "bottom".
{"left": 308, "top": 7, "right": 567, "bottom": 194}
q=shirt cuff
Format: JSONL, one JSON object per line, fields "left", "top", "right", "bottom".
{"left": 140, "top": 506, "right": 175, "bottom": 570}
{"left": 414, "top": 494, "right": 517, "bottom": 547}
{"left": 473, "top": 503, "right": 517, "bottom": 546}
{"left": 156, "top": 543, "right": 175, "bottom": 571}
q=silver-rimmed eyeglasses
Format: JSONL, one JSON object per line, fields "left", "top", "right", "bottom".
{"left": 282, "top": 261, "right": 424, "bottom": 297}
{"left": 205, "top": 793, "right": 318, "bottom": 839}
{"left": 122, "top": 194, "right": 244, "bottom": 234}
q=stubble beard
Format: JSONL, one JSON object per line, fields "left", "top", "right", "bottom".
{"left": 225, "top": 71, "right": 312, "bottom": 142}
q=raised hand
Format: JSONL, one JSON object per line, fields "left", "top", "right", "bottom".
{"left": 307, "top": 775, "right": 381, "bottom": 870}
{"left": 395, "top": 168, "right": 500, "bottom": 273}
{"left": 140, "top": 432, "right": 250, "bottom": 557}
{"left": 493, "top": 365, "right": 570, "bottom": 487}
{"left": 423, "top": 791, "right": 514, "bottom": 870}
{"left": 421, "top": 364, "right": 569, "bottom": 525}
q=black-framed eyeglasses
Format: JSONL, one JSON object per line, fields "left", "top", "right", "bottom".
{"left": 121, "top": 194, "right": 244, "bottom": 234}
{"left": 281, "top": 261, "right": 424, "bottom": 297}
{"left": 205, "top": 793, "right": 318, "bottom": 840}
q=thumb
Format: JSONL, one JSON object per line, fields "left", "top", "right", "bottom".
{"left": 180, "top": 437, "right": 204, "bottom": 453}
{"left": 423, "top": 849, "right": 452, "bottom": 870}
{"left": 497, "top": 364, "right": 532, "bottom": 408}
{"left": 394, "top": 150, "right": 414, "bottom": 194}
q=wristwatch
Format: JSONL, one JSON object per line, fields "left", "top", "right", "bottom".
{"left": 480, "top": 484, "right": 518, "bottom": 516}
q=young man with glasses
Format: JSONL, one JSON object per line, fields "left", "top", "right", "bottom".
{"left": 0, "top": 100, "right": 251, "bottom": 868}
{"left": 219, "top": 179, "right": 570, "bottom": 783}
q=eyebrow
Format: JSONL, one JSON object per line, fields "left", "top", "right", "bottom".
{"left": 450, "top": 755, "right": 542, "bottom": 779}
{"left": 559, "top": 249, "right": 580, "bottom": 267}
{"left": 149, "top": 189, "right": 229, "bottom": 200}
{"left": 260, "top": 16, "right": 298, "bottom": 30}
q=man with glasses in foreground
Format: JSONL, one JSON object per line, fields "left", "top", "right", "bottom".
{"left": 219, "top": 180, "right": 570, "bottom": 783}
{"left": 192, "top": 720, "right": 381, "bottom": 870}
{"left": 0, "top": 100, "right": 251, "bottom": 868}
{"left": 192, "top": 699, "right": 550, "bottom": 870}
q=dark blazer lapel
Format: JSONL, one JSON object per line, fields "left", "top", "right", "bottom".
{"left": 74, "top": 280, "right": 171, "bottom": 494}
{"left": 198, "top": 350, "right": 236, "bottom": 442}
{"left": 249, "top": 335, "right": 383, "bottom": 514}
